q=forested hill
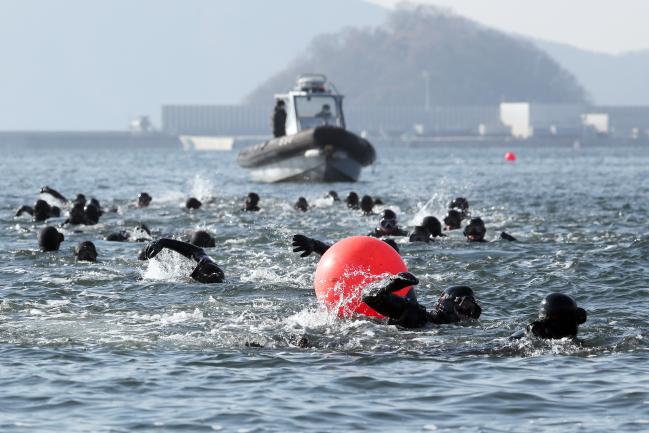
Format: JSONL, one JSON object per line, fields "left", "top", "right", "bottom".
{"left": 246, "top": 5, "right": 588, "bottom": 106}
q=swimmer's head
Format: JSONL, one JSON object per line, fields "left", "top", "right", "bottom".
{"left": 360, "top": 195, "right": 374, "bottom": 214}
{"left": 190, "top": 257, "right": 224, "bottom": 283}
{"left": 449, "top": 197, "right": 469, "bottom": 212}
{"left": 73, "top": 194, "right": 87, "bottom": 207}
{"left": 379, "top": 209, "right": 398, "bottom": 233}
{"left": 190, "top": 230, "right": 216, "bottom": 248}
{"left": 38, "top": 226, "right": 64, "bottom": 251}
{"left": 463, "top": 217, "right": 486, "bottom": 242}
{"left": 75, "top": 240, "right": 97, "bottom": 262}
{"left": 345, "top": 192, "right": 359, "bottom": 209}
{"left": 540, "top": 293, "right": 587, "bottom": 325}
{"left": 327, "top": 190, "right": 340, "bottom": 201}
{"left": 244, "top": 192, "right": 260, "bottom": 211}
{"left": 137, "top": 192, "right": 152, "bottom": 208}
{"left": 89, "top": 198, "right": 101, "bottom": 209}
{"left": 84, "top": 204, "right": 101, "bottom": 225}
{"left": 33, "top": 199, "right": 52, "bottom": 222}
{"left": 422, "top": 216, "right": 443, "bottom": 238}
{"left": 276, "top": 100, "right": 285, "bottom": 107}
{"left": 68, "top": 204, "right": 86, "bottom": 225}
{"left": 437, "top": 285, "right": 481, "bottom": 320}
{"left": 137, "top": 223, "right": 151, "bottom": 235}
{"left": 185, "top": 197, "right": 202, "bottom": 210}
{"left": 294, "top": 197, "right": 309, "bottom": 212}
{"left": 444, "top": 210, "right": 462, "bottom": 230}
{"left": 449, "top": 197, "right": 470, "bottom": 220}
{"left": 409, "top": 226, "right": 430, "bottom": 243}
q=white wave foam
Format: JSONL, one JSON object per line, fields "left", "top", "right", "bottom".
{"left": 190, "top": 174, "right": 215, "bottom": 201}
{"left": 160, "top": 308, "right": 204, "bottom": 325}
{"left": 142, "top": 250, "right": 195, "bottom": 282}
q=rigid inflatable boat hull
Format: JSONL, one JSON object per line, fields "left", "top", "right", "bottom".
{"left": 237, "top": 126, "right": 375, "bottom": 183}
{"left": 249, "top": 152, "right": 362, "bottom": 183}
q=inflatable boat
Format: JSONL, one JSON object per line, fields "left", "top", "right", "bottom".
{"left": 237, "top": 74, "right": 376, "bottom": 182}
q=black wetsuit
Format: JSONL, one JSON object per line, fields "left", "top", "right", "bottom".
{"left": 16, "top": 201, "right": 61, "bottom": 222}
{"left": 106, "top": 224, "right": 151, "bottom": 242}
{"left": 511, "top": 319, "right": 578, "bottom": 339}
{"left": 362, "top": 275, "right": 460, "bottom": 329}
{"left": 139, "top": 238, "right": 224, "bottom": 283}
{"left": 367, "top": 227, "right": 408, "bottom": 238}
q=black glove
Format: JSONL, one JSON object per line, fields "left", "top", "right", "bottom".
{"left": 190, "top": 257, "right": 224, "bottom": 283}
{"left": 292, "top": 234, "right": 316, "bottom": 257}
{"left": 141, "top": 240, "right": 163, "bottom": 260}
{"left": 386, "top": 272, "right": 419, "bottom": 293}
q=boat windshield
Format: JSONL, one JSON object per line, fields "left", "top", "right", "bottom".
{"left": 294, "top": 96, "right": 342, "bottom": 130}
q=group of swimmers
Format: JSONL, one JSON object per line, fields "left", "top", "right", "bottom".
{"left": 16, "top": 186, "right": 588, "bottom": 341}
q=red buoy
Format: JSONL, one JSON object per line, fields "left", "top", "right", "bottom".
{"left": 314, "top": 236, "right": 411, "bottom": 318}
{"left": 505, "top": 151, "right": 517, "bottom": 162}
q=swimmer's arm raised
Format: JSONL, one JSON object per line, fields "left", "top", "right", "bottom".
{"left": 363, "top": 272, "right": 419, "bottom": 319}
{"left": 15, "top": 206, "right": 33, "bottom": 217}
{"left": 40, "top": 186, "right": 68, "bottom": 203}
{"left": 140, "top": 238, "right": 206, "bottom": 262}
{"left": 291, "top": 234, "right": 330, "bottom": 257}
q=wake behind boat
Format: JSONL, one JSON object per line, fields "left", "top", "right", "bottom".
{"left": 237, "top": 74, "right": 376, "bottom": 182}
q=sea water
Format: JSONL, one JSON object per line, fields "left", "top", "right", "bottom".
{"left": 1, "top": 141, "right": 648, "bottom": 432}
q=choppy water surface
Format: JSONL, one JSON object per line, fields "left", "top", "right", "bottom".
{"left": 1, "top": 142, "right": 648, "bottom": 432}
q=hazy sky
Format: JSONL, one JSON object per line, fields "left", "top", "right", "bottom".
{"left": 369, "top": 0, "right": 649, "bottom": 54}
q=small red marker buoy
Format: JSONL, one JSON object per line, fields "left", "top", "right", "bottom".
{"left": 504, "top": 151, "right": 516, "bottom": 162}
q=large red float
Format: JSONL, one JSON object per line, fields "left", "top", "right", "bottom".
{"left": 314, "top": 236, "right": 411, "bottom": 318}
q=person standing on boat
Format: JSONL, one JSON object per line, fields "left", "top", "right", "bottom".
{"left": 272, "top": 99, "right": 287, "bottom": 138}
{"left": 315, "top": 104, "right": 333, "bottom": 125}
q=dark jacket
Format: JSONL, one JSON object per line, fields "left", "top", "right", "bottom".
{"left": 272, "top": 107, "right": 287, "bottom": 138}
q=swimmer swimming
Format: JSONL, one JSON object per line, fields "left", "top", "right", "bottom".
{"left": 464, "top": 217, "right": 516, "bottom": 242}
{"left": 294, "top": 197, "right": 309, "bottom": 212}
{"left": 408, "top": 226, "right": 431, "bottom": 243}
{"left": 75, "top": 241, "right": 97, "bottom": 262}
{"left": 139, "top": 238, "right": 224, "bottom": 283}
{"left": 409, "top": 216, "right": 445, "bottom": 242}
{"left": 185, "top": 197, "right": 202, "bottom": 210}
{"left": 422, "top": 216, "right": 444, "bottom": 238}
{"left": 105, "top": 223, "right": 152, "bottom": 242}
{"left": 464, "top": 217, "right": 487, "bottom": 242}
{"left": 368, "top": 209, "right": 408, "bottom": 238}
{"left": 16, "top": 199, "right": 61, "bottom": 222}
{"left": 327, "top": 190, "right": 340, "bottom": 202}
{"left": 62, "top": 202, "right": 100, "bottom": 226}
{"left": 512, "top": 293, "right": 587, "bottom": 340}
{"left": 243, "top": 192, "right": 260, "bottom": 212}
{"left": 449, "top": 197, "right": 470, "bottom": 219}
{"left": 38, "top": 226, "right": 64, "bottom": 251}
{"left": 137, "top": 192, "right": 152, "bottom": 208}
{"left": 190, "top": 230, "right": 216, "bottom": 248}
{"left": 360, "top": 195, "right": 374, "bottom": 215}
{"left": 363, "top": 272, "right": 481, "bottom": 328}
{"left": 345, "top": 192, "right": 359, "bottom": 209}
{"left": 444, "top": 209, "right": 463, "bottom": 230}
